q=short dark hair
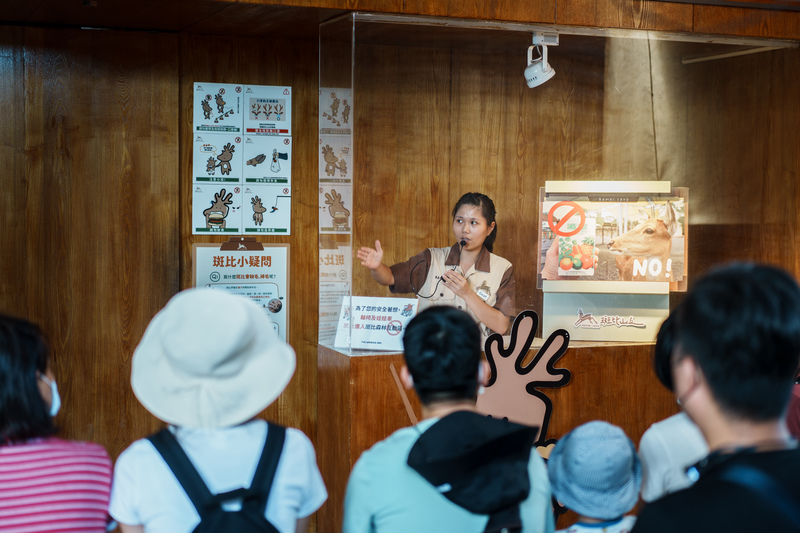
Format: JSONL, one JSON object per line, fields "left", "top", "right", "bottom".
{"left": 0, "top": 314, "right": 55, "bottom": 444}
{"left": 452, "top": 192, "right": 497, "bottom": 253}
{"left": 671, "top": 263, "right": 800, "bottom": 421}
{"left": 402, "top": 306, "right": 481, "bottom": 405}
{"left": 653, "top": 313, "right": 676, "bottom": 392}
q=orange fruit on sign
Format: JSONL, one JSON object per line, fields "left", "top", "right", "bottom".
{"left": 559, "top": 258, "right": 573, "bottom": 271}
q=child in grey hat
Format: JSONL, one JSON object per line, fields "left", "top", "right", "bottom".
{"left": 548, "top": 421, "right": 642, "bottom": 533}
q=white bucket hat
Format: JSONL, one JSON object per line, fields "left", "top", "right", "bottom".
{"left": 131, "top": 288, "right": 295, "bottom": 429}
{"left": 548, "top": 421, "right": 642, "bottom": 520}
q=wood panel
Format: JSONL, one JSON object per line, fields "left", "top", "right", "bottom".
{"left": 0, "top": 28, "right": 27, "bottom": 317}
{"left": 401, "top": 0, "right": 556, "bottom": 23}
{"left": 693, "top": 4, "right": 800, "bottom": 38}
{"left": 557, "top": 0, "right": 694, "bottom": 31}
{"left": 19, "top": 27, "right": 180, "bottom": 457}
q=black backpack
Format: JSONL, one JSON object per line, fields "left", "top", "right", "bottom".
{"left": 147, "top": 424, "right": 286, "bottom": 533}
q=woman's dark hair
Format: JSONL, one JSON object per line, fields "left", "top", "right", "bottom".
{"left": 653, "top": 313, "right": 675, "bottom": 392}
{"left": 452, "top": 192, "right": 497, "bottom": 253}
{"left": 0, "top": 314, "right": 55, "bottom": 444}
{"left": 402, "top": 306, "right": 482, "bottom": 405}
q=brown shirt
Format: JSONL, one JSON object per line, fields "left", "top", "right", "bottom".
{"left": 389, "top": 244, "right": 515, "bottom": 336}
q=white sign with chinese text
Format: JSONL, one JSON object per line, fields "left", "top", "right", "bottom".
{"left": 193, "top": 243, "right": 289, "bottom": 342}
{"left": 334, "top": 296, "right": 418, "bottom": 352}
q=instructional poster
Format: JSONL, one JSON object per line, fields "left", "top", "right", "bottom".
{"left": 319, "top": 245, "right": 352, "bottom": 346}
{"left": 319, "top": 185, "right": 352, "bottom": 235}
{"left": 319, "top": 88, "right": 352, "bottom": 135}
{"left": 539, "top": 195, "right": 687, "bottom": 285}
{"left": 192, "top": 185, "right": 244, "bottom": 234}
{"left": 242, "top": 185, "right": 291, "bottom": 234}
{"left": 334, "top": 296, "right": 418, "bottom": 352}
{"left": 194, "top": 243, "right": 290, "bottom": 342}
{"left": 319, "top": 135, "right": 351, "bottom": 184}
{"left": 245, "top": 85, "right": 292, "bottom": 135}
{"left": 193, "top": 82, "right": 292, "bottom": 235}
{"left": 243, "top": 136, "right": 292, "bottom": 185}
{"left": 193, "top": 83, "right": 244, "bottom": 134}
{"left": 193, "top": 134, "right": 244, "bottom": 183}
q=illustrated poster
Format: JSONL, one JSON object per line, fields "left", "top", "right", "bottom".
{"left": 243, "top": 136, "right": 292, "bottom": 185}
{"left": 194, "top": 243, "right": 290, "bottom": 342}
{"left": 192, "top": 185, "right": 244, "bottom": 234}
{"left": 244, "top": 85, "right": 292, "bottom": 136}
{"left": 193, "top": 83, "right": 244, "bottom": 134}
{"left": 319, "top": 185, "right": 352, "bottom": 235}
{"left": 539, "top": 194, "right": 687, "bottom": 287}
{"left": 319, "top": 135, "right": 351, "bottom": 184}
{"left": 319, "top": 88, "right": 352, "bottom": 135}
{"left": 193, "top": 134, "right": 244, "bottom": 184}
{"left": 242, "top": 185, "right": 291, "bottom": 235}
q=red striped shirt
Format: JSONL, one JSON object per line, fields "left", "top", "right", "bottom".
{"left": 0, "top": 438, "right": 112, "bottom": 533}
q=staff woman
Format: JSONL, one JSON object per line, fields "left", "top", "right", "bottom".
{"left": 357, "top": 192, "right": 515, "bottom": 336}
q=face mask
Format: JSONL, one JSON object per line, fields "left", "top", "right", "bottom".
{"left": 39, "top": 374, "right": 61, "bottom": 417}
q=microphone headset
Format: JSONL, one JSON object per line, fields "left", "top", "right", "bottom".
{"left": 411, "top": 240, "right": 466, "bottom": 299}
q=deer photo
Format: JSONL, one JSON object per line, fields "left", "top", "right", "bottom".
{"left": 608, "top": 202, "right": 678, "bottom": 281}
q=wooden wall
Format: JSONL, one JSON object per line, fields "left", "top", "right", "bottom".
{"left": 0, "top": 26, "right": 181, "bottom": 453}
{"left": 1, "top": 3, "right": 799, "bottom": 532}
{"left": 0, "top": 28, "right": 322, "bottom": 460}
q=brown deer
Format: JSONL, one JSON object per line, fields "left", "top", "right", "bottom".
{"left": 608, "top": 202, "right": 677, "bottom": 281}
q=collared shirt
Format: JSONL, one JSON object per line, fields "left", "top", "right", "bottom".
{"left": 389, "top": 244, "right": 515, "bottom": 336}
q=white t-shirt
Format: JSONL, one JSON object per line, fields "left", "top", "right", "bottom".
{"left": 110, "top": 420, "right": 327, "bottom": 533}
{"left": 558, "top": 515, "right": 636, "bottom": 533}
{"left": 638, "top": 412, "right": 708, "bottom": 502}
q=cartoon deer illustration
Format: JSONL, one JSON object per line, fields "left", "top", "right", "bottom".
{"left": 608, "top": 202, "right": 678, "bottom": 281}
{"left": 476, "top": 310, "right": 571, "bottom": 445}
{"left": 201, "top": 99, "right": 212, "bottom": 120}
{"left": 251, "top": 103, "right": 262, "bottom": 119}
{"left": 274, "top": 104, "right": 284, "bottom": 120}
{"left": 215, "top": 93, "right": 226, "bottom": 114}
{"left": 217, "top": 143, "right": 235, "bottom": 176}
{"left": 203, "top": 189, "right": 233, "bottom": 229}
{"left": 321, "top": 145, "right": 345, "bottom": 176}
{"left": 324, "top": 189, "right": 350, "bottom": 230}
{"left": 252, "top": 196, "right": 267, "bottom": 226}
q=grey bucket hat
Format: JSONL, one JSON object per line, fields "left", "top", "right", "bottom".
{"left": 548, "top": 421, "right": 642, "bottom": 520}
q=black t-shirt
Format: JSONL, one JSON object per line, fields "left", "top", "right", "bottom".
{"left": 633, "top": 448, "right": 800, "bottom": 532}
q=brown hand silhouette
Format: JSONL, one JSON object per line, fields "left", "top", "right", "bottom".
{"left": 475, "top": 310, "right": 571, "bottom": 444}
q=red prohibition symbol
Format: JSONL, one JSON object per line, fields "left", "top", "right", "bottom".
{"left": 386, "top": 320, "right": 402, "bottom": 336}
{"left": 547, "top": 201, "right": 586, "bottom": 237}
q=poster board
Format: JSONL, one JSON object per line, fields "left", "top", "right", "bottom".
{"left": 334, "top": 296, "right": 418, "bottom": 352}
{"left": 538, "top": 182, "right": 688, "bottom": 342}
{"left": 193, "top": 239, "right": 289, "bottom": 342}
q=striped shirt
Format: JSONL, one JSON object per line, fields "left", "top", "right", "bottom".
{"left": 0, "top": 438, "right": 112, "bottom": 533}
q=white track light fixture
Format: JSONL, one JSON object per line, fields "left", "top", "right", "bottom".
{"left": 525, "top": 32, "right": 559, "bottom": 88}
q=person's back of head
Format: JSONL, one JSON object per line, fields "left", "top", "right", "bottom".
{"left": 671, "top": 262, "right": 800, "bottom": 421}
{"left": 0, "top": 315, "right": 55, "bottom": 444}
{"left": 402, "top": 306, "right": 481, "bottom": 405}
{"left": 548, "top": 421, "right": 642, "bottom": 521}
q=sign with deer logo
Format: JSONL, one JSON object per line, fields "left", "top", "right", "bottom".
{"left": 538, "top": 182, "right": 687, "bottom": 342}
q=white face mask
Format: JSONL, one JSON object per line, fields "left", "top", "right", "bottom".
{"left": 39, "top": 373, "right": 61, "bottom": 417}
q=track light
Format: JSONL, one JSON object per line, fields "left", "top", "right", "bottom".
{"left": 525, "top": 32, "right": 559, "bottom": 88}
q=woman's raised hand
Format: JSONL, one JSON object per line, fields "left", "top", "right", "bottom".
{"left": 357, "top": 240, "right": 384, "bottom": 270}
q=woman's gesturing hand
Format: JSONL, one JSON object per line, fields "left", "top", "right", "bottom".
{"left": 357, "top": 240, "right": 384, "bottom": 270}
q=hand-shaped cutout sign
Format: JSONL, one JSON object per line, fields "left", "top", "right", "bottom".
{"left": 476, "top": 310, "right": 571, "bottom": 444}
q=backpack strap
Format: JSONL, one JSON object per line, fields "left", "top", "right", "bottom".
{"left": 147, "top": 429, "right": 215, "bottom": 514}
{"left": 241, "top": 423, "right": 286, "bottom": 515}
{"left": 718, "top": 464, "right": 800, "bottom": 530}
{"left": 147, "top": 424, "right": 287, "bottom": 517}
